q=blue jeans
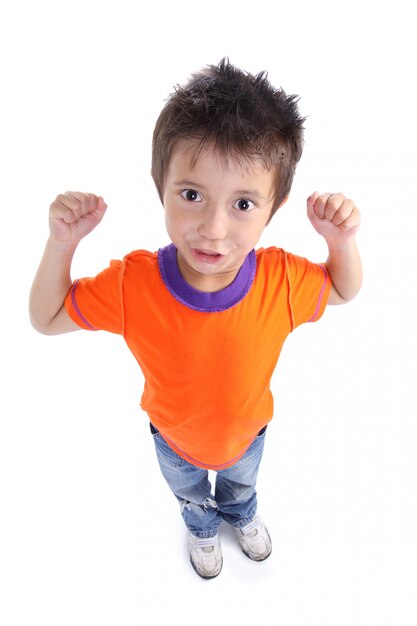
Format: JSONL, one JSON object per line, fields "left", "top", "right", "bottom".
{"left": 151, "top": 424, "right": 267, "bottom": 538}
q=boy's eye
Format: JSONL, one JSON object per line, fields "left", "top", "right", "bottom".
{"left": 181, "top": 189, "right": 202, "bottom": 202}
{"left": 234, "top": 198, "right": 255, "bottom": 212}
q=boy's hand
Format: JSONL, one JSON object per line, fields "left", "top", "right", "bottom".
{"left": 49, "top": 192, "right": 107, "bottom": 244}
{"left": 307, "top": 192, "right": 360, "bottom": 245}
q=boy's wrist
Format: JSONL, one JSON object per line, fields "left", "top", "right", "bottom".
{"left": 46, "top": 235, "right": 80, "bottom": 254}
{"left": 325, "top": 234, "right": 358, "bottom": 254}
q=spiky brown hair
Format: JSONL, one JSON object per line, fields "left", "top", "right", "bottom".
{"left": 151, "top": 58, "right": 306, "bottom": 220}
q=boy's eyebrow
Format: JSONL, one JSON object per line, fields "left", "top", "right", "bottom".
{"left": 173, "top": 179, "right": 203, "bottom": 188}
{"left": 234, "top": 189, "right": 269, "bottom": 200}
{"left": 173, "top": 180, "right": 269, "bottom": 200}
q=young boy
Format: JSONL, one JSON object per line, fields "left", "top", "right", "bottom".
{"left": 29, "top": 58, "right": 362, "bottom": 579}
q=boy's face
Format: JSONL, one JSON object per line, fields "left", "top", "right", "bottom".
{"left": 163, "top": 139, "right": 283, "bottom": 292}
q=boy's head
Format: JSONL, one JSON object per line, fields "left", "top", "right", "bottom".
{"left": 151, "top": 58, "right": 305, "bottom": 222}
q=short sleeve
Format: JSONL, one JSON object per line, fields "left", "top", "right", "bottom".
{"left": 284, "top": 252, "right": 332, "bottom": 328}
{"left": 64, "top": 259, "right": 125, "bottom": 334}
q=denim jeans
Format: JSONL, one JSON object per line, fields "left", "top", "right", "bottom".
{"left": 151, "top": 423, "right": 267, "bottom": 538}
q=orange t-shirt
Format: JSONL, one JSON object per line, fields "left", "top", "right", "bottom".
{"left": 65, "top": 245, "right": 331, "bottom": 470}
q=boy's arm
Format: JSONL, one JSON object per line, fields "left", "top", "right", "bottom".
{"left": 307, "top": 192, "right": 362, "bottom": 305}
{"left": 29, "top": 192, "right": 107, "bottom": 334}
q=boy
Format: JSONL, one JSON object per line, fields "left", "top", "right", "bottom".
{"left": 29, "top": 58, "right": 362, "bottom": 579}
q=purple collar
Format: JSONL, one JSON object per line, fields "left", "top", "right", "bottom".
{"left": 157, "top": 243, "right": 256, "bottom": 312}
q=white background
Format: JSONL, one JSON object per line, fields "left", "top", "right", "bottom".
{"left": 1, "top": 1, "right": 416, "bottom": 624}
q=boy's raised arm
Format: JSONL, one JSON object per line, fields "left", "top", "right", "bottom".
{"left": 29, "top": 192, "right": 107, "bottom": 335}
{"left": 307, "top": 192, "right": 362, "bottom": 305}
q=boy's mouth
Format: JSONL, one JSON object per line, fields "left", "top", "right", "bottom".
{"left": 192, "top": 248, "right": 224, "bottom": 263}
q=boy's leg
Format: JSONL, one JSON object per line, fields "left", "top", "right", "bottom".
{"left": 150, "top": 424, "right": 221, "bottom": 538}
{"left": 214, "top": 426, "right": 267, "bottom": 527}
{"left": 215, "top": 426, "right": 272, "bottom": 561}
{"left": 215, "top": 427, "right": 271, "bottom": 560}
{"left": 151, "top": 424, "right": 223, "bottom": 578}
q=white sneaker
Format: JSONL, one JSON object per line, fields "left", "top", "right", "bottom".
{"left": 187, "top": 532, "right": 223, "bottom": 579}
{"left": 232, "top": 515, "right": 272, "bottom": 561}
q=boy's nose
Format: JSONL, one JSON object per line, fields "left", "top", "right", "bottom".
{"left": 198, "top": 205, "right": 228, "bottom": 240}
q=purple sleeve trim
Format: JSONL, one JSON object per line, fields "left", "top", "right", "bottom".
{"left": 71, "top": 280, "right": 97, "bottom": 330}
{"left": 308, "top": 264, "right": 329, "bottom": 322}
